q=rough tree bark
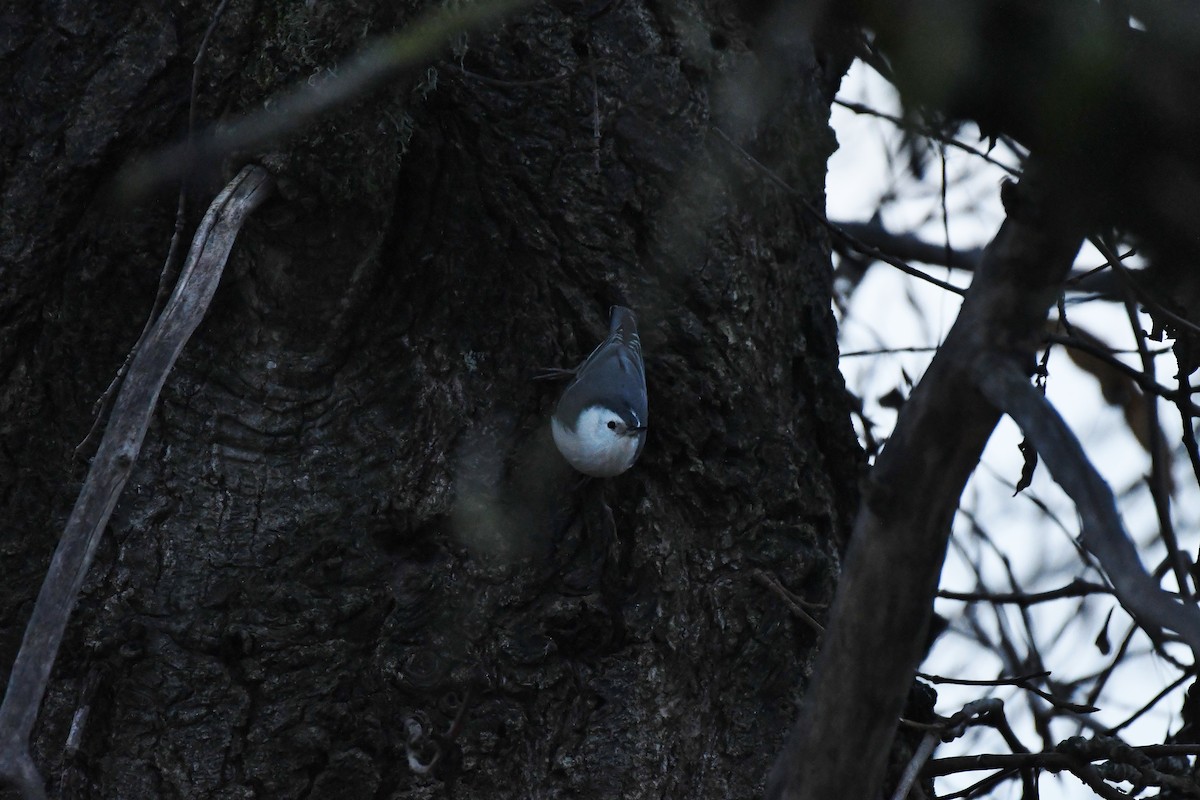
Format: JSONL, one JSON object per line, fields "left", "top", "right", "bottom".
{"left": 1, "top": 1, "right": 859, "bottom": 797}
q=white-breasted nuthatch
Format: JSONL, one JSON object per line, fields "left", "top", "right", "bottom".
{"left": 550, "top": 306, "right": 648, "bottom": 477}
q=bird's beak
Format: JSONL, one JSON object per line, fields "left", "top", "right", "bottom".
{"left": 629, "top": 426, "right": 648, "bottom": 434}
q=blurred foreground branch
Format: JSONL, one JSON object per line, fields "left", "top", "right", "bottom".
{"left": 113, "top": 0, "right": 532, "bottom": 201}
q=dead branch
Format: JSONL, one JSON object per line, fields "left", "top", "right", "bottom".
{"left": 0, "top": 165, "right": 272, "bottom": 799}
{"left": 112, "top": 0, "right": 532, "bottom": 202}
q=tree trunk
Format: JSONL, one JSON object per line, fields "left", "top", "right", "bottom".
{"left": 0, "top": 1, "right": 858, "bottom": 797}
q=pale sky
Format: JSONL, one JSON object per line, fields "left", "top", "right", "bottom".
{"left": 828, "top": 60, "right": 1199, "bottom": 800}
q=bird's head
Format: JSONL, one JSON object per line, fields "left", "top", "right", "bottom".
{"left": 552, "top": 404, "right": 646, "bottom": 477}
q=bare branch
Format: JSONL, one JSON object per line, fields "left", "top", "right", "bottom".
{"left": 832, "top": 98, "right": 1021, "bottom": 175}
{"left": 712, "top": 126, "right": 968, "bottom": 297}
{"left": 1100, "top": 234, "right": 1200, "bottom": 340}
{"left": 753, "top": 570, "right": 826, "bottom": 635}
{"left": 938, "top": 579, "right": 1112, "bottom": 605}
{"left": 816, "top": 211, "right": 968, "bottom": 296}
{"left": 1179, "top": 369, "right": 1200, "bottom": 494}
{"left": 0, "top": 165, "right": 272, "bottom": 798}
{"left": 917, "top": 671, "right": 1050, "bottom": 686}
{"left": 1105, "top": 671, "right": 1191, "bottom": 736}
{"left": 974, "top": 358, "right": 1200, "bottom": 662}
{"left": 765, "top": 173, "right": 1086, "bottom": 800}
{"left": 926, "top": 737, "right": 1200, "bottom": 798}
{"left": 835, "top": 220, "right": 985, "bottom": 272}
{"left": 916, "top": 671, "right": 1098, "bottom": 714}
{"left": 1048, "top": 332, "right": 1193, "bottom": 410}
{"left": 832, "top": 216, "right": 1134, "bottom": 298}
{"left": 900, "top": 697, "right": 1046, "bottom": 797}
{"left": 840, "top": 345, "right": 943, "bottom": 357}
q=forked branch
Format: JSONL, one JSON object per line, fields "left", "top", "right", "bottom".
{"left": 975, "top": 359, "right": 1200, "bottom": 661}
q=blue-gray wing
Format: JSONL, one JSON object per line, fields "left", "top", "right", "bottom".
{"left": 561, "top": 306, "right": 647, "bottom": 427}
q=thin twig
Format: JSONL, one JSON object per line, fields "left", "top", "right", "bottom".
{"left": 938, "top": 579, "right": 1112, "bottom": 605}
{"left": 0, "top": 165, "right": 272, "bottom": 799}
{"left": 713, "top": 126, "right": 967, "bottom": 296}
{"left": 832, "top": 218, "right": 1135, "bottom": 300}
{"left": 1064, "top": 247, "right": 1137, "bottom": 286}
{"left": 1093, "top": 235, "right": 1193, "bottom": 600}
{"left": 1178, "top": 368, "right": 1200, "bottom": 498}
{"left": 753, "top": 570, "right": 825, "bottom": 634}
{"left": 936, "top": 768, "right": 1022, "bottom": 800}
{"left": 1081, "top": 622, "right": 1139, "bottom": 709}
{"left": 1104, "top": 671, "right": 1191, "bottom": 736}
{"left": 1046, "top": 333, "right": 1192, "bottom": 408}
{"left": 840, "top": 345, "right": 942, "bottom": 358}
{"left": 929, "top": 752, "right": 1131, "bottom": 799}
{"left": 832, "top": 220, "right": 984, "bottom": 273}
{"left": 916, "top": 670, "right": 1097, "bottom": 714}
{"left": 824, "top": 214, "right": 968, "bottom": 296}
{"left": 1096, "top": 234, "right": 1200, "bottom": 339}
{"left": 917, "top": 671, "right": 1050, "bottom": 686}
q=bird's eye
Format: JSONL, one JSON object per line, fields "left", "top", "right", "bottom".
{"left": 607, "top": 420, "right": 617, "bottom": 430}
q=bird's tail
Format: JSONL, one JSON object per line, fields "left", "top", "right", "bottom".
{"left": 609, "top": 305, "right": 637, "bottom": 336}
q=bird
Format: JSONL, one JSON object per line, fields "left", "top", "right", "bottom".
{"left": 550, "top": 306, "right": 648, "bottom": 478}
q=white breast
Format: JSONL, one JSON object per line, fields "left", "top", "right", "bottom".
{"left": 552, "top": 406, "right": 642, "bottom": 477}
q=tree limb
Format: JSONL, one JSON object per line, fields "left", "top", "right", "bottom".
{"left": 0, "top": 165, "right": 272, "bottom": 799}
{"left": 974, "top": 358, "right": 1200, "bottom": 661}
{"left": 766, "top": 174, "right": 1085, "bottom": 800}
{"left": 835, "top": 219, "right": 985, "bottom": 273}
